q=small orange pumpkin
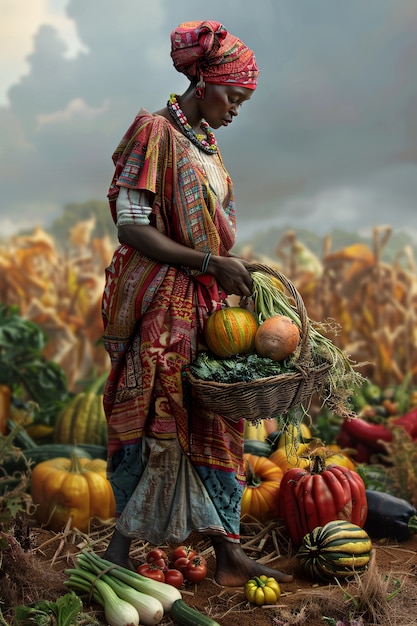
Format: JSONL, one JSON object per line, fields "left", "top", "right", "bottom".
{"left": 204, "top": 307, "right": 258, "bottom": 357}
{"left": 241, "top": 453, "right": 283, "bottom": 523}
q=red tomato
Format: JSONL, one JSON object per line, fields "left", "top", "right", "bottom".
{"left": 164, "top": 569, "right": 184, "bottom": 589}
{"left": 146, "top": 548, "right": 169, "bottom": 566}
{"left": 171, "top": 545, "right": 198, "bottom": 561}
{"left": 149, "top": 557, "right": 168, "bottom": 572}
{"left": 173, "top": 556, "right": 190, "bottom": 573}
{"left": 184, "top": 556, "right": 208, "bottom": 583}
{"left": 137, "top": 563, "right": 165, "bottom": 582}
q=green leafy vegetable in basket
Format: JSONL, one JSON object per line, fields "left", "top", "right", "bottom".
{"left": 249, "top": 264, "right": 365, "bottom": 417}
{"left": 189, "top": 352, "right": 294, "bottom": 384}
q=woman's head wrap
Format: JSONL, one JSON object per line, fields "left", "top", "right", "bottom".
{"left": 170, "top": 21, "right": 259, "bottom": 90}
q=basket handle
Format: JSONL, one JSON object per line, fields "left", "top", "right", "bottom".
{"left": 246, "top": 262, "right": 311, "bottom": 366}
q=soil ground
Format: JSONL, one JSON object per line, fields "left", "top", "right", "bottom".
{"left": 1, "top": 514, "right": 417, "bottom": 626}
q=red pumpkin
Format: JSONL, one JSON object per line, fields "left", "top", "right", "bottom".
{"left": 278, "top": 456, "right": 368, "bottom": 547}
{"left": 241, "top": 453, "right": 283, "bottom": 523}
{"left": 204, "top": 307, "right": 258, "bottom": 357}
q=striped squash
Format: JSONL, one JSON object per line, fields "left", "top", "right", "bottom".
{"left": 53, "top": 392, "right": 107, "bottom": 446}
{"left": 296, "top": 520, "right": 372, "bottom": 581}
{"left": 204, "top": 307, "right": 258, "bottom": 357}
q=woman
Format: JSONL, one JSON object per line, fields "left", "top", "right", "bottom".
{"left": 102, "top": 20, "right": 292, "bottom": 587}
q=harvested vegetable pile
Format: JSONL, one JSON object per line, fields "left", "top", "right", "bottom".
{"left": 1, "top": 515, "right": 417, "bottom": 626}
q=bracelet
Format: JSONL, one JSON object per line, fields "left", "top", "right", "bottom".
{"left": 201, "top": 252, "right": 212, "bottom": 274}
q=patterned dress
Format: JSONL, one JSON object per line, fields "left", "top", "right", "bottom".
{"left": 102, "top": 109, "right": 245, "bottom": 544}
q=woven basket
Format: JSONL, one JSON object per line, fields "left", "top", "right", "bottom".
{"left": 185, "top": 263, "right": 331, "bottom": 421}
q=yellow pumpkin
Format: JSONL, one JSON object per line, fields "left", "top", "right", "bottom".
{"left": 269, "top": 444, "right": 311, "bottom": 473}
{"left": 269, "top": 423, "right": 311, "bottom": 473}
{"left": 241, "top": 453, "right": 283, "bottom": 523}
{"left": 30, "top": 453, "right": 116, "bottom": 532}
{"left": 313, "top": 444, "right": 357, "bottom": 471}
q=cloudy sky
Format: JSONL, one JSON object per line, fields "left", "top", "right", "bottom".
{"left": 1, "top": 0, "right": 417, "bottom": 243}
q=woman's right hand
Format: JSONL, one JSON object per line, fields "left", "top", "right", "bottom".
{"left": 208, "top": 255, "right": 253, "bottom": 297}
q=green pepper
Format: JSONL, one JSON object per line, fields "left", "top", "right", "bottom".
{"left": 244, "top": 575, "right": 281, "bottom": 605}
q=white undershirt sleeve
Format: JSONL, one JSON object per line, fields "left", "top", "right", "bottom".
{"left": 116, "top": 187, "right": 153, "bottom": 226}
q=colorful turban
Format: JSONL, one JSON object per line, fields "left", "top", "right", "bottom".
{"left": 170, "top": 21, "right": 259, "bottom": 90}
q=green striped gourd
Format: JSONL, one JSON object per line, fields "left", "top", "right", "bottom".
{"left": 204, "top": 307, "right": 258, "bottom": 357}
{"left": 53, "top": 374, "right": 107, "bottom": 446}
{"left": 296, "top": 520, "right": 372, "bottom": 581}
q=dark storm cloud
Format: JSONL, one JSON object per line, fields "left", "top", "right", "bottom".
{"left": 1, "top": 0, "right": 416, "bottom": 239}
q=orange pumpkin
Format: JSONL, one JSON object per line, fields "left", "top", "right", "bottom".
{"left": 204, "top": 307, "right": 258, "bottom": 357}
{"left": 31, "top": 453, "right": 116, "bottom": 532}
{"left": 241, "top": 453, "right": 283, "bottom": 523}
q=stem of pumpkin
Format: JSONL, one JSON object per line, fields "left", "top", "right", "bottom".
{"left": 244, "top": 459, "right": 263, "bottom": 488}
{"left": 310, "top": 455, "right": 326, "bottom": 475}
{"left": 69, "top": 452, "right": 85, "bottom": 474}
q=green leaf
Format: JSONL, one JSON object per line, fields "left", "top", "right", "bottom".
{"left": 13, "top": 593, "right": 83, "bottom": 626}
{"left": 0, "top": 305, "right": 69, "bottom": 427}
{"left": 13, "top": 603, "right": 51, "bottom": 626}
{"left": 55, "top": 592, "right": 83, "bottom": 626}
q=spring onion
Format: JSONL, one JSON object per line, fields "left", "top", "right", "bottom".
{"left": 74, "top": 552, "right": 164, "bottom": 625}
{"left": 65, "top": 569, "right": 139, "bottom": 626}
{"left": 77, "top": 549, "right": 181, "bottom": 611}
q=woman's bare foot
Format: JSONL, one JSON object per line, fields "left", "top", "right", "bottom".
{"left": 103, "top": 528, "right": 135, "bottom": 571}
{"left": 211, "top": 536, "right": 293, "bottom": 587}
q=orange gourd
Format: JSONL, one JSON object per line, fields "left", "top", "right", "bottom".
{"left": 204, "top": 307, "right": 258, "bottom": 357}
{"left": 241, "top": 453, "right": 283, "bottom": 523}
{"left": 30, "top": 453, "right": 115, "bottom": 532}
{"left": 255, "top": 314, "right": 300, "bottom": 361}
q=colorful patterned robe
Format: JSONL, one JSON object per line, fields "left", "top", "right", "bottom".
{"left": 102, "top": 109, "right": 245, "bottom": 543}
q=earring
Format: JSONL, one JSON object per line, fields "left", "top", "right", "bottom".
{"left": 194, "top": 78, "right": 206, "bottom": 99}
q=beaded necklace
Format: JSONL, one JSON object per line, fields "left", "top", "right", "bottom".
{"left": 167, "top": 94, "right": 218, "bottom": 154}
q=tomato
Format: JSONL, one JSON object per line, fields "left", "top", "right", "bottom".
{"left": 148, "top": 557, "right": 168, "bottom": 572}
{"left": 171, "top": 545, "right": 198, "bottom": 561}
{"left": 137, "top": 563, "right": 165, "bottom": 582}
{"left": 173, "top": 556, "right": 190, "bottom": 573}
{"left": 146, "top": 548, "right": 169, "bottom": 566}
{"left": 184, "top": 556, "right": 208, "bottom": 583}
{"left": 164, "top": 569, "right": 184, "bottom": 589}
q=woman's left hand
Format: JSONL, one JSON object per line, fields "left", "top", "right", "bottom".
{"left": 208, "top": 255, "right": 253, "bottom": 297}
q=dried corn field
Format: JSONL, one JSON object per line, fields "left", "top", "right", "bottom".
{"left": 241, "top": 225, "right": 417, "bottom": 390}
{"left": 1, "top": 222, "right": 416, "bottom": 392}
{"left": 0, "top": 221, "right": 114, "bottom": 392}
